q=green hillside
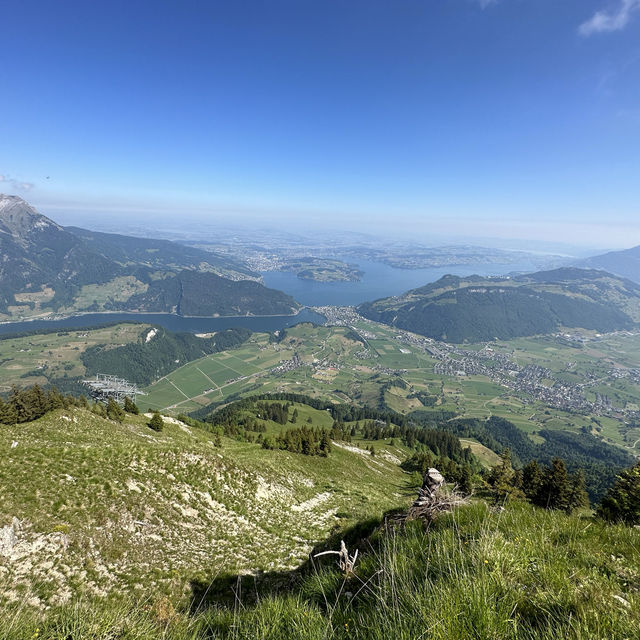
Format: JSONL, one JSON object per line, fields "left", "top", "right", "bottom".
{"left": 4, "top": 499, "right": 639, "bottom": 639}
{"left": 357, "top": 268, "right": 640, "bottom": 343}
{"left": 0, "top": 405, "right": 412, "bottom": 610}
{"left": 65, "top": 226, "right": 256, "bottom": 280}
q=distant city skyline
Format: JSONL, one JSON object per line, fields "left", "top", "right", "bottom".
{"left": 2, "top": 0, "right": 639, "bottom": 249}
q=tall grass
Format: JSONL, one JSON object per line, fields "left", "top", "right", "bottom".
{"left": 2, "top": 501, "right": 638, "bottom": 639}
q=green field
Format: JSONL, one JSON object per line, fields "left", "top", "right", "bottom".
{"left": 0, "top": 323, "right": 148, "bottom": 390}
{"left": 142, "top": 322, "right": 640, "bottom": 455}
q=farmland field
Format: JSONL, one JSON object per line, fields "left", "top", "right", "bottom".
{"left": 142, "top": 319, "right": 640, "bottom": 455}
{"left": 0, "top": 323, "right": 148, "bottom": 390}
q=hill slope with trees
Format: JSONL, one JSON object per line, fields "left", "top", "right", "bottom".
{"left": 0, "top": 194, "right": 299, "bottom": 319}
{"left": 357, "top": 268, "right": 640, "bottom": 342}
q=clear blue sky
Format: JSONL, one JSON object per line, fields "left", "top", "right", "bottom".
{"left": 1, "top": 0, "right": 639, "bottom": 248}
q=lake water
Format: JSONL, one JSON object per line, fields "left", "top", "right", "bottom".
{"left": 261, "top": 259, "right": 537, "bottom": 307}
{"left": 0, "top": 259, "right": 535, "bottom": 336}
{"left": 0, "top": 308, "right": 325, "bottom": 336}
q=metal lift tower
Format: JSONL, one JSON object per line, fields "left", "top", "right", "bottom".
{"left": 82, "top": 374, "right": 144, "bottom": 404}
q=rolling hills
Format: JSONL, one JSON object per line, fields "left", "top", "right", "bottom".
{"left": 0, "top": 194, "right": 299, "bottom": 320}
{"left": 357, "top": 268, "right": 640, "bottom": 343}
{"left": 578, "top": 244, "right": 640, "bottom": 283}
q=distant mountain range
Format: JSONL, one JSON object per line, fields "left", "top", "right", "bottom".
{"left": 0, "top": 195, "right": 299, "bottom": 319}
{"left": 357, "top": 268, "right": 640, "bottom": 343}
{"left": 576, "top": 245, "right": 640, "bottom": 284}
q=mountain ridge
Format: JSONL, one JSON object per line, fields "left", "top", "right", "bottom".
{"left": 357, "top": 267, "right": 640, "bottom": 342}
{"left": 577, "top": 244, "right": 640, "bottom": 283}
{"left": 0, "top": 194, "right": 299, "bottom": 319}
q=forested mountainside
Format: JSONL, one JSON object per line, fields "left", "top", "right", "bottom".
{"left": 578, "top": 244, "right": 640, "bottom": 283}
{"left": 81, "top": 325, "right": 252, "bottom": 386}
{"left": 109, "top": 269, "right": 298, "bottom": 316}
{"left": 0, "top": 195, "right": 298, "bottom": 319}
{"left": 358, "top": 268, "right": 640, "bottom": 342}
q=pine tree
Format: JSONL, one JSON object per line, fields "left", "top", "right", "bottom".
{"left": 522, "top": 460, "right": 543, "bottom": 501}
{"left": 487, "top": 448, "right": 522, "bottom": 503}
{"left": 319, "top": 430, "right": 332, "bottom": 456}
{"left": 538, "top": 458, "right": 570, "bottom": 511}
{"left": 597, "top": 461, "right": 640, "bottom": 525}
{"left": 458, "top": 465, "right": 473, "bottom": 496}
{"left": 567, "top": 469, "right": 589, "bottom": 514}
{"left": 124, "top": 396, "right": 140, "bottom": 415}
{"left": 92, "top": 402, "right": 107, "bottom": 418}
{"left": 149, "top": 411, "right": 164, "bottom": 432}
{"left": 106, "top": 398, "right": 125, "bottom": 423}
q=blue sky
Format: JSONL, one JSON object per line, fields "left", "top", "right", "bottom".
{"left": 1, "top": 0, "right": 639, "bottom": 248}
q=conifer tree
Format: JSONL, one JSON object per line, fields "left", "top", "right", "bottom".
{"left": 567, "top": 469, "right": 589, "bottom": 514}
{"left": 458, "top": 465, "right": 473, "bottom": 496}
{"left": 92, "top": 402, "right": 107, "bottom": 418}
{"left": 487, "top": 448, "right": 522, "bottom": 503}
{"left": 149, "top": 411, "right": 164, "bottom": 432}
{"left": 106, "top": 398, "right": 125, "bottom": 423}
{"left": 539, "top": 457, "right": 571, "bottom": 511}
{"left": 319, "top": 430, "right": 332, "bottom": 456}
{"left": 522, "top": 460, "right": 543, "bottom": 501}
{"left": 597, "top": 461, "right": 640, "bottom": 525}
{"left": 124, "top": 396, "right": 140, "bottom": 414}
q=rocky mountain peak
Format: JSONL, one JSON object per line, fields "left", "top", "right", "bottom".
{"left": 0, "top": 194, "right": 62, "bottom": 243}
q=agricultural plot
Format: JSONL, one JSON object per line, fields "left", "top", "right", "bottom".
{"left": 143, "top": 339, "right": 296, "bottom": 410}
{"left": 0, "top": 323, "right": 148, "bottom": 389}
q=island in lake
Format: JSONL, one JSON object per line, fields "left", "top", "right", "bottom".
{"left": 283, "top": 257, "right": 364, "bottom": 282}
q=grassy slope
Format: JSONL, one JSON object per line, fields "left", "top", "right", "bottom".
{"left": 3, "top": 501, "right": 639, "bottom": 639}
{"left": 0, "top": 407, "right": 411, "bottom": 610}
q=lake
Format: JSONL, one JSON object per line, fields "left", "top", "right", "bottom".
{"left": 261, "top": 259, "right": 537, "bottom": 306}
{"left": 0, "top": 259, "right": 535, "bottom": 336}
{"left": 0, "top": 308, "right": 325, "bottom": 336}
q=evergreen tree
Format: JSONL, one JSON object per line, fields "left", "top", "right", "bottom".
{"left": 487, "top": 448, "right": 522, "bottom": 503}
{"left": 319, "top": 430, "right": 332, "bottom": 456}
{"left": 149, "top": 411, "right": 164, "bottom": 432}
{"left": 597, "top": 461, "right": 640, "bottom": 525}
{"left": 567, "top": 469, "right": 589, "bottom": 514}
{"left": 458, "top": 465, "right": 473, "bottom": 496}
{"left": 106, "top": 398, "right": 125, "bottom": 423}
{"left": 92, "top": 402, "right": 107, "bottom": 418}
{"left": 0, "top": 398, "right": 17, "bottom": 424}
{"left": 124, "top": 396, "right": 140, "bottom": 415}
{"left": 522, "top": 460, "right": 543, "bottom": 501}
{"left": 291, "top": 407, "right": 298, "bottom": 423}
{"left": 537, "top": 458, "right": 570, "bottom": 511}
